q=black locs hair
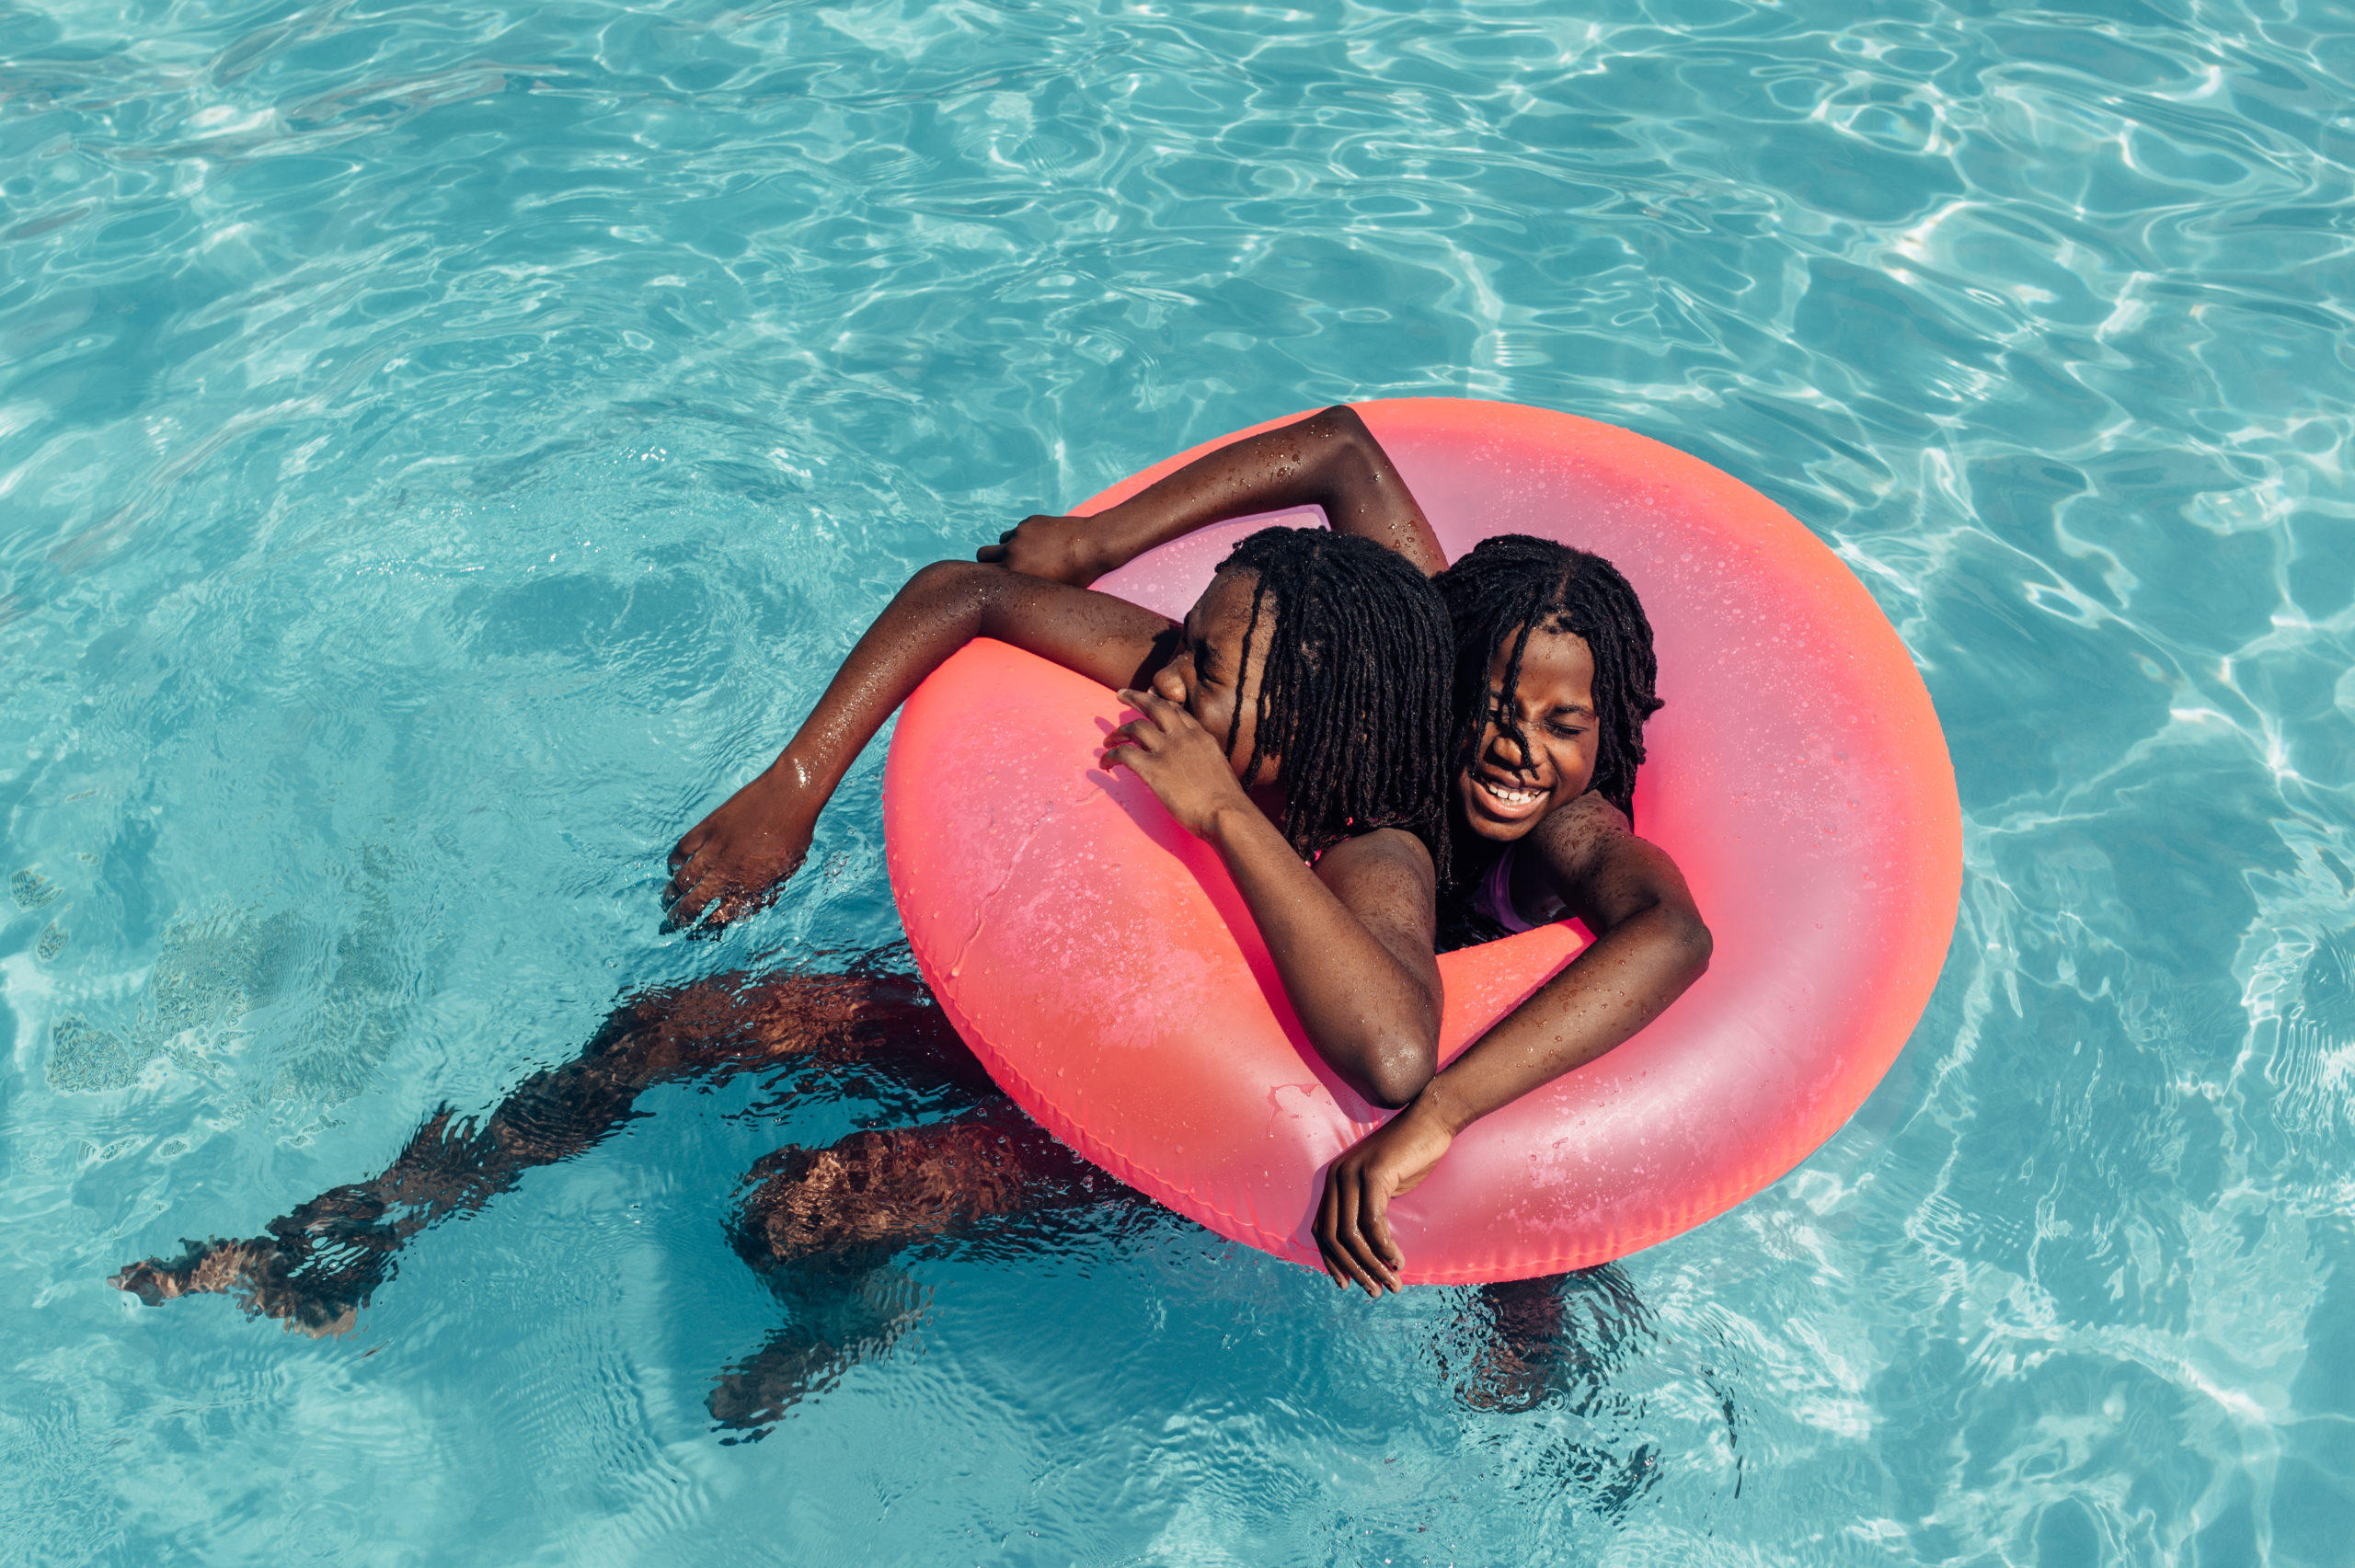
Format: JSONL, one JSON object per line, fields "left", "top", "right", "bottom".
{"left": 1218, "top": 527, "right": 1453, "bottom": 882}
{"left": 1433, "top": 533, "right": 1662, "bottom": 821}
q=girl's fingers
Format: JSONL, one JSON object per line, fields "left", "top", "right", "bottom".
{"left": 1361, "top": 1181, "right": 1405, "bottom": 1273}
{"left": 1317, "top": 1230, "right": 1350, "bottom": 1290}
{"left": 1327, "top": 1238, "right": 1374, "bottom": 1295}
{"left": 1317, "top": 1169, "right": 1371, "bottom": 1292}
{"left": 1115, "top": 687, "right": 1179, "bottom": 729}
{"left": 1317, "top": 1153, "right": 1409, "bottom": 1297}
{"left": 1318, "top": 1186, "right": 1356, "bottom": 1280}
{"left": 1315, "top": 1176, "right": 1338, "bottom": 1281}
{"left": 1100, "top": 722, "right": 1156, "bottom": 763}
{"left": 1334, "top": 1174, "right": 1384, "bottom": 1297}
{"left": 1340, "top": 1173, "right": 1399, "bottom": 1294}
{"left": 1348, "top": 1226, "right": 1396, "bottom": 1295}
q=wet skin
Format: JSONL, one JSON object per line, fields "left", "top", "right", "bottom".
{"left": 111, "top": 956, "right": 1591, "bottom": 1429}
{"left": 1312, "top": 629, "right": 1707, "bottom": 1297}
{"left": 112, "top": 963, "right": 1131, "bottom": 1430}
{"left": 970, "top": 404, "right": 1712, "bottom": 1297}
{"left": 663, "top": 545, "right": 1442, "bottom": 1111}
{"left": 109, "top": 967, "right": 1001, "bottom": 1339}
{"left": 117, "top": 409, "right": 1705, "bottom": 1368}
{"left": 660, "top": 566, "right": 1280, "bottom": 929}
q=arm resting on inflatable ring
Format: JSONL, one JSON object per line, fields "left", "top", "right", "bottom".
{"left": 1314, "top": 795, "right": 1712, "bottom": 1296}
{"left": 1215, "top": 813, "right": 1444, "bottom": 1111}
{"left": 1106, "top": 681, "right": 1444, "bottom": 1110}
{"left": 1422, "top": 797, "right": 1711, "bottom": 1126}
{"left": 979, "top": 406, "right": 1450, "bottom": 584}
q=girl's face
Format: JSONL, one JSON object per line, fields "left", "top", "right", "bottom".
{"left": 1149, "top": 567, "right": 1276, "bottom": 784}
{"left": 1455, "top": 625, "right": 1597, "bottom": 842}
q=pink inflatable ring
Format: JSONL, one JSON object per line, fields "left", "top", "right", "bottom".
{"left": 883, "top": 399, "right": 1960, "bottom": 1283}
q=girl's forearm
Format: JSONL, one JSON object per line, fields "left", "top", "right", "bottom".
{"left": 1416, "top": 905, "right": 1712, "bottom": 1131}
{"left": 669, "top": 561, "right": 1169, "bottom": 926}
{"left": 763, "top": 563, "right": 1155, "bottom": 803}
{"left": 757, "top": 563, "right": 1017, "bottom": 803}
{"left": 1080, "top": 406, "right": 1445, "bottom": 578}
{"left": 1204, "top": 804, "right": 1440, "bottom": 1108}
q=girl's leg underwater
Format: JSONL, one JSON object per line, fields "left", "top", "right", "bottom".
{"left": 109, "top": 958, "right": 986, "bottom": 1333}
{"left": 1452, "top": 1265, "right": 1650, "bottom": 1413}
{"left": 729, "top": 1101, "right": 1123, "bottom": 1271}
{"left": 706, "top": 1105, "right": 1134, "bottom": 1434}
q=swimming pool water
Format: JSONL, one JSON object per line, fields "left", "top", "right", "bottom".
{"left": 3, "top": 0, "right": 2351, "bottom": 1560}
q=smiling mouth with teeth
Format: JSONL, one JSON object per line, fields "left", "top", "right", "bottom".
{"left": 1477, "top": 777, "right": 1545, "bottom": 807}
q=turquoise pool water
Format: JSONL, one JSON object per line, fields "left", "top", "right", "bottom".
{"left": 4, "top": 0, "right": 2351, "bottom": 1560}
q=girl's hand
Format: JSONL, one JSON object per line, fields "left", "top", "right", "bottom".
{"left": 1316, "top": 1096, "right": 1457, "bottom": 1296}
{"left": 977, "top": 515, "right": 1103, "bottom": 586}
{"left": 1104, "top": 685, "right": 1252, "bottom": 839}
{"left": 665, "top": 768, "right": 821, "bottom": 932}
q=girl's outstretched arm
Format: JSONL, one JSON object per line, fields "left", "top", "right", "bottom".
{"left": 978, "top": 406, "right": 1448, "bottom": 583}
{"left": 1313, "top": 797, "right": 1712, "bottom": 1296}
{"left": 667, "top": 564, "right": 1176, "bottom": 929}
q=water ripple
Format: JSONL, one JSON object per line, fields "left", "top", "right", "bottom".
{"left": 3, "top": 0, "right": 2352, "bottom": 1560}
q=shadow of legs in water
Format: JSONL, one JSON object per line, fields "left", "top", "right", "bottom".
{"left": 706, "top": 1103, "right": 1132, "bottom": 1435}
{"left": 110, "top": 952, "right": 984, "bottom": 1333}
{"left": 706, "top": 1265, "right": 935, "bottom": 1442}
{"left": 1448, "top": 1263, "right": 1651, "bottom": 1414}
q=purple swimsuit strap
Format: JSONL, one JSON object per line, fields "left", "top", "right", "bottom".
{"left": 1476, "top": 844, "right": 1537, "bottom": 934}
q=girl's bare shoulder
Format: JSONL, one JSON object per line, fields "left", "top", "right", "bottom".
{"left": 1523, "top": 792, "right": 1700, "bottom": 931}
{"left": 1523, "top": 792, "right": 1632, "bottom": 877}
{"left": 1314, "top": 825, "right": 1437, "bottom": 889}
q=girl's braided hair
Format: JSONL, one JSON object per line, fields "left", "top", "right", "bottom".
{"left": 1218, "top": 527, "right": 1453, "bottom": 883}
{"left": 1433, "top": 533, "right": 1662, "bottom": 824}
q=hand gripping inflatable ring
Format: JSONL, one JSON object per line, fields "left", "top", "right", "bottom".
{"left": 884, "top": 399, "right": 1960, "bottom": 1283}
